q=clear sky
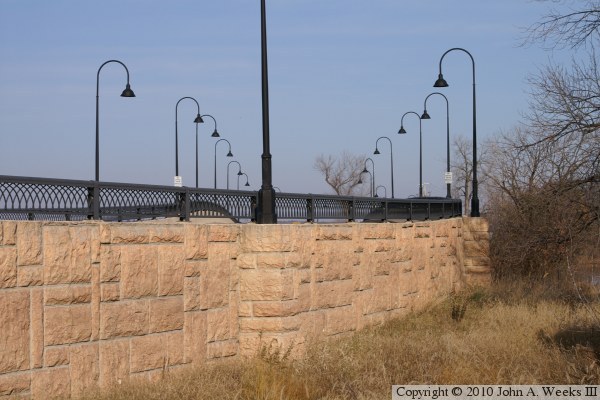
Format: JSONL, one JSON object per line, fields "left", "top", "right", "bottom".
{"left": 0, "top": 0, "right": 577, "bottom": 197}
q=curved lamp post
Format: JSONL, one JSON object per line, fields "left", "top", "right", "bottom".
{"left": 227, "top": 160, "right": 243, "bottom": 190}
{"left": 421, "top": 92, "right": 451, "bottom": 198}
{"left": 238, "top": 173, "right": 250, "bottom": 190}
{"left": 362, "top": 157, "right": 376, "bottom": 198}
{"left": 434, "top": 47, "right": 479, "bottom": 216}
{"left": 214, "top": 138, "right": 233, "bottom": 189}
{"left": 375, "top": 185, "right": 387, "bottom": 198}
{"left": 374, "top": 136, "right": 394, "bottom": 198}
{"left": 359, "top": 170, "right": 373, "bottom": 197}
{"left": 175, "top": 97, "right": 203, "bottom": 185}
{"left": 398, "top": 111, "right": 424, "bottom": 197}
{"left": 95, "top": 60, "right": 135, "bottom": 182}
{"left": 201, "top": 114, "right": 220, "bottom": 138}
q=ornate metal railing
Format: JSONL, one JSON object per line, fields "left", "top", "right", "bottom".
{"left": 0, "top": 175, "right": 461, "bottom": 222}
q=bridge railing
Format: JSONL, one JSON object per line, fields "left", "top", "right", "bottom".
{"left": 0, "top": 175, "right": 462, "bottom": 222}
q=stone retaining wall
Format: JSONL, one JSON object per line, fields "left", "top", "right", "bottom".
{"left": 0, "top": 217, "right": 490, "bottom": 398}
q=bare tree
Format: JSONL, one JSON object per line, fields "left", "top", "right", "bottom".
{"left": 314, "top": 152, "right": 367, "bottom": 196}
{"left": 450, "top": 135, "right": 488, "bottom": 216}
{"left": 524, "top": 0, "right": 600, "bottom": 49}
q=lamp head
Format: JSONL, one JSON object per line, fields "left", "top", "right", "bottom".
{"left": 244, "top": 181, "right": 250, "bottom": 187}
{"left": 374, "top": 194, "right": 378, "bottom": 198}
{"left": 398, "top": 126, "right": 407, "bottom": 134}
{"left": 358, "top": 176, "right": 363, "bottom": 184}
{"left": 120, "top": 83, "right": 135, "bottom": 97}
{"left": 373, "top": 148, "right": 380, "bottom": 155}
{"left": 362, "top": 167, "right": 368, "bottom": 173}
{"left": 194, "top": 114, "right": 204, "bottom": 123}
{"left": 433, "top": 73, "right": 448, "bottom": 88}
{"left": 237, "top": 170, "right": 243, "bottom": 176}
{"left": 421, "top": 110, "right": 431, "bottom": 120}
{"left": 211, "top": 130, "right": 220, "bottom": 138}
{"left": 226, "top": 150, "right": 233, "bottom": 157}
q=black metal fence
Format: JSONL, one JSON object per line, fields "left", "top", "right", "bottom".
{"left": 0, "top": 175, "right": 461, "bottom": 223}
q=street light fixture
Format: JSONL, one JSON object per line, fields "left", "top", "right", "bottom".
{"left": 201, "top": 114, "right": 220, "bottom": 138}
{"left": 175, "top": 97, "right": 203, "bottom": 186}
{"left": 238, "top": 173, "right": 250, "bottom": 190}
{"left": 375, "top": 185, "right": 387, "bottom": 198}
{"left": 95, "top": 59, "right": 135, "bottom": 182}
{"left": 214, "top": 138, "right": 233, "bottom": 189}
{"left": 227, "top": 160, "right": 243, "bottom": 190}
{"left": 363, "top": 157, "right": 376, "bottom": 198}
{"left": 421, "top": 92, "right": 452, "bottom": 198}
{"left": 373, "top": 137, "right": 394, "bottom": 198}
{"left": 434, "top": 47, "right": 479, "bottom": 217}
{"left": 359, "top": 170, "right": 374, "bottom": 197}
{"left": 398, "top": 111, "right": 424, "bottom": 197}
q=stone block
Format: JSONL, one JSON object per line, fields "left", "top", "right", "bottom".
{"left": 17, "top": 222, "right": 42, "bottom": 266}
{"left": 184, "top": 277, "right": 201, "bottom": 311}
{"left": 91, "top": 225, "right": 101, "bottom": 264}
{"left": 360, "top": 224, "right": 396, "bottom": 240}
{"left": 239, "top": 225, "right": 301, "bottom": 252}
{"left": 30, "top": 367, "right": 70, "bottom": 400}
{"left": 130, "top": 334, "right": 167, "bottom": 373}
{"left": 0, "top": 247, "right": 17, "bottom": 288}
{"left": 109, "top": 225, "right": 150, "bottom": 244}
{"left": 206, "top": 339, "right": 238, "bottom": 359}
{"left": 254, "top": 252, "right": 305, "bottom": 269}
{"left": 101, "top": 282, "right": 120, "bottom": 302}
{"left": 184, "top": 225, "right": 208, "bottom": 260}
{"left": 44, "top": 304, "right": 91, "bottom": 345}
{"left": 43, "top": 225, "right": 92, "bottom": 285}
{"left": 149, "top": 297, "right": 184, "bottom": 333}
{"left": 120, "top": 245, "right": 158, "bottom": 299}
{"left": 100, "top": 300, "right": 149, "bottom": 339}
{"left": 239, "top": 316, "right": 301, "bottom": 333}
{"left": 239, "top": 301, "right": 252, "bottom": 317}
{"left": 313, "top": 279, "right": 354, "bottom": 309}
{"left": 91, "top": 263, "right": 100, "bottom": 341}
{"left": 99, "top": 340, "right": 130, "bottom": 387}
{"left": 148, "top": 225, "right": 184, "bottom": 244}
{"left": 199, "top": 243, "right": 232, "bottom": 309}
{"left": 44, "top": 346, "right": 69, "bottom": 367}
{"left": 100, "top": 245, "right": 121, "bottom": 282}
{"left": 208, "top": 225, "right": 239, "bottom": 242}
{"left": 463, "top": 240, "right": 490, "bottom": 258}
{"left": 0, "top": 371, "right": 30, "bottom": 397}
{"left": 44, "top": 285, "right": 92, "bottom": 305}
{"left": 158, "top": 246, "right": 185, "bottom": 296}
{"left": 323, "top": 305, "right": 356, "bottom": 336}
{"left": 0, "top": 290, "right": 29, "bottom": 374}
{"left": 184, "top": 260, "right": 205, "bottom": 277}
{"left": 70, "top": 343, "right": 99, "bottom": 397}
{"left": 252, "top": 298, "right": 308, "bottom": 317}
{"left": 0, "top": 221, "right": 17, "bottom": 245}
{"left": 17, "top": 265, "right": 43, "bottom": 287}
{"left": 166, "top": 331, "right": 184, "bottom": 366}
{"left": 183, "top": 311, "right": 207, "bottom": 364}
{"left": 206, "top": 308, "right": 230, "bottom": 342}
{"left": 316, "top": 225, "right": 353, "bottom": 241}
{"left": 30, "top": 288, "right": 43, "bottom": 368}
{"left": 240, "top": 269, "right": 294, "bottom": 301}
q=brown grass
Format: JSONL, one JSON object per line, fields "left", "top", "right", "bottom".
{"left": 76, "top": 281, "right": 600, "bottom": 400}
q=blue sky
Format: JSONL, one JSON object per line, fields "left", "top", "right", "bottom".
{"left": 0, "top": 0, "right": 577, "bottom": 197}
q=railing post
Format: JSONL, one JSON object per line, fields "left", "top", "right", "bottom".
{"left": 348, "top": 198, "right": 355, "bottom": 222}
{"left": 383, "top": 200, "right": 388, "bottom": 222}
{"left": 307, "top": 196, "right": 314, "bottom": 223}
{"left": 87, "top": 182, "right": 100, "bottom": 220}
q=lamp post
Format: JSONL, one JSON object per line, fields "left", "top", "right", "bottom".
{"left": 373, "top": 136, "right": 394, "bottom": 198}
{"left": 238, "top": 173, "right": 250, "bottom": 190}
{"left": 398, "top": 111, "right": 424, "bottom": 197}
{"left": 375, "top": 185, "right": 387, "bottom": 198}
{"left": 421, "top": 92, "right": 451, "bottom": 198}
{"left": 257, "top": 0, "right": 276, "bottom": 223}
{"left": 175, "top": 97, "right": 203, "bottom": 186}
{"left": 227, "top": 160, "right": 243, "bottom": 190}
{"left": 359, "top": 170, "right": 373, "bottom": 197}
{"left": 434, "top": 47, "right": 479, "bottom": 216}
{"left": 214, "top": 138, "right": 233, "bottom": 189}
{"left": 200, "top": 114, "right": 220, "bottom": 138}
{"left": 95, "top": 60, "right": 135, "bottom": 182}
{"left": 363, "top": 157, "right": 376, "bottom": 198}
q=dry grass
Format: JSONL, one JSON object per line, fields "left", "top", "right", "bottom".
{"left": 76, "top": 281, "right": 600, "bottom": 400}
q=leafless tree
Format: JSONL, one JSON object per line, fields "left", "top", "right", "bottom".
{"left": 450, "top": 135, "right": 489, "bottom": 216}
{"left": 314, "top": 152, "right": 367, "bottom": 196}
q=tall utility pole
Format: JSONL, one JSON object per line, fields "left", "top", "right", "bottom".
{"left": 256, "top": 0, "right": 277, "bottom": 223}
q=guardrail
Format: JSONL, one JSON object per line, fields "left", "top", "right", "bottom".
{"left": 0, "top": 175, "right": 462, "bottom": 222}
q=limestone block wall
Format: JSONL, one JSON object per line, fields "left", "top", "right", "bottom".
{"left": 0, "top": 218, "right": 490, "bottom": 398}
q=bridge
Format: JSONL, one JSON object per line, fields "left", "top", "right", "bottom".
{"left": 0, "top": 175, "right": 462, "bottom": 223}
